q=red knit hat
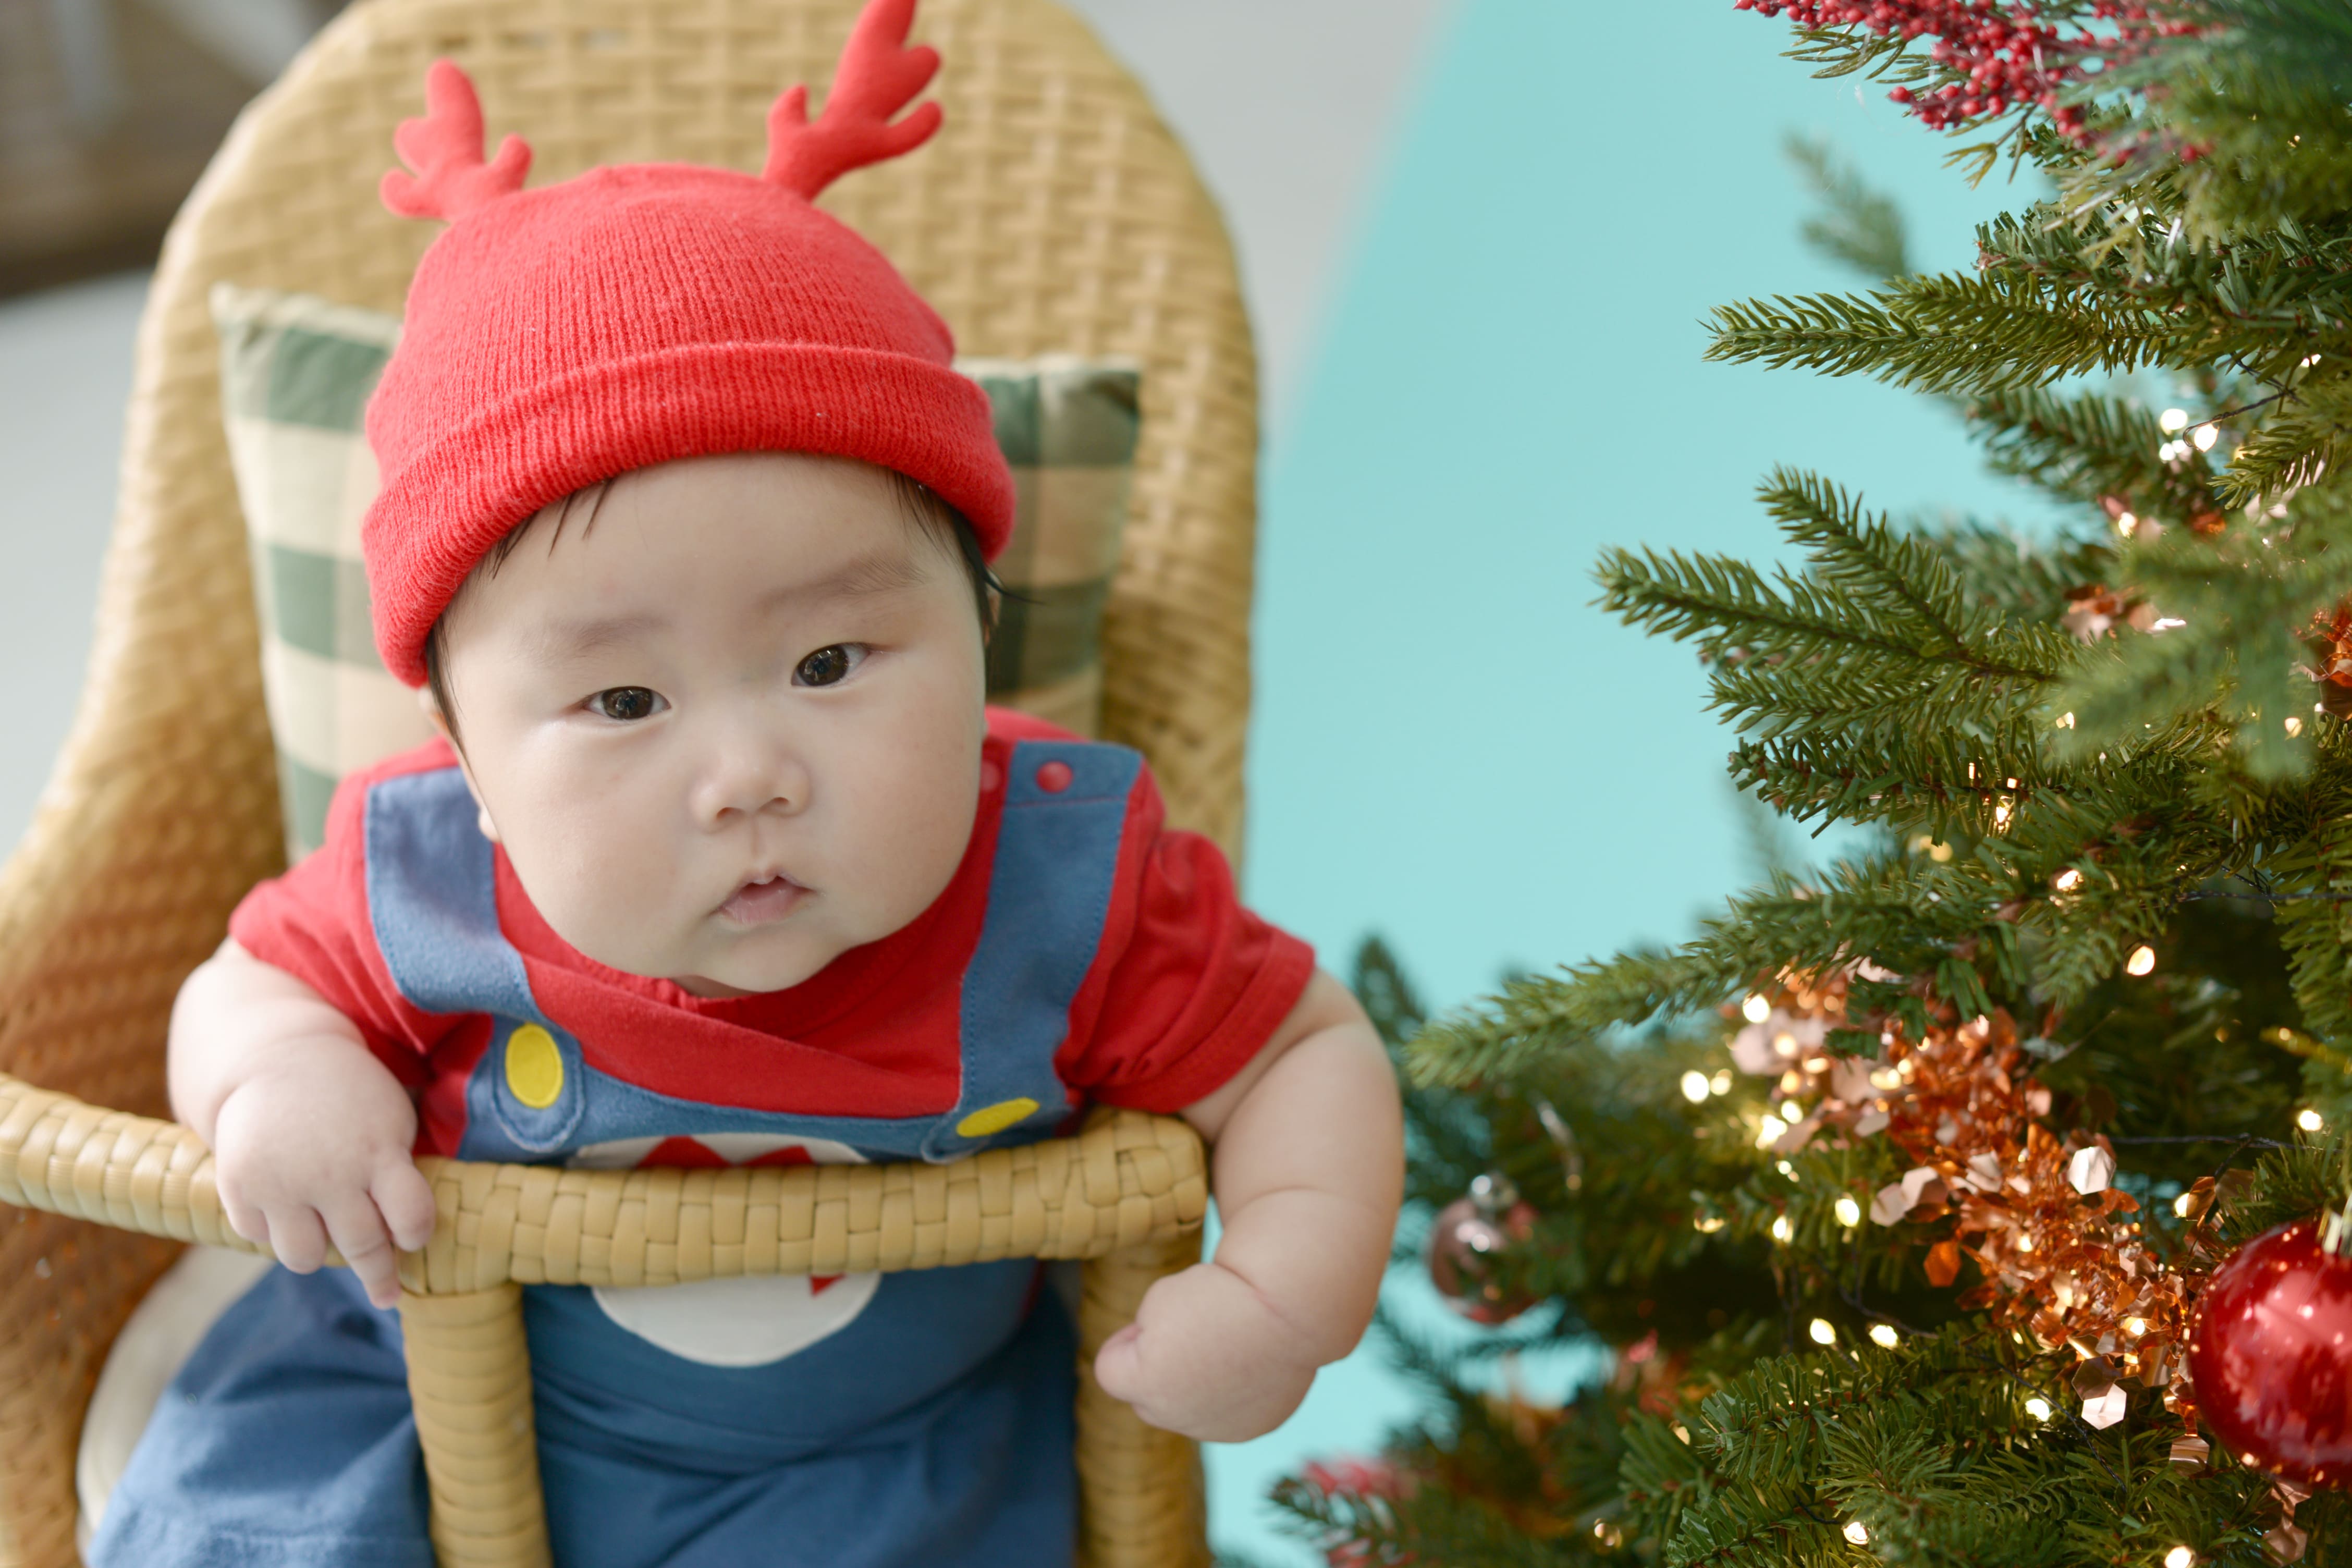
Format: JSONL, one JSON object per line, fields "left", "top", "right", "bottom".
{"left": 360, "top": 0, "right": 1013, "bottom": 686}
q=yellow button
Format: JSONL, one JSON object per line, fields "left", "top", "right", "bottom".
{"left": 504, "top": 1024, "right": 565, "bottom": 1109}
{"left": 954, "top": 1097, "right": 1038, "bottom": 1138}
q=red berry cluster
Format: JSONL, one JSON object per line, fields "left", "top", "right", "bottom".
{"left": 1733, "top": 1, "right": 2187, "bottom": 143}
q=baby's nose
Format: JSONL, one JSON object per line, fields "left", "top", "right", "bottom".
{"left": 691, "top": 735, "right": 811, "bottom": 825}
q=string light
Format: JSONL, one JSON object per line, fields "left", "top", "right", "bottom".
{"left": 2056, "top": 710, "right": 2076, "bottom": 729}
{"left": 2126, "top": 945, "right": 2157, "bottom": 976}
{"left": 1742, "top": 995, "right": 1771, "bottom": 1023}
{"left": 2053, "top": 869, "right": 2083, "bottom": 892}
{"left": 2026, "top": 1396, "right": 2053, "bottom": 1421}
{"left": 1844, "top": 1522, "right": 1870, "bottom": 1546}
{"left": 2160, "top": 408, "right": 2190, "bottom": 432}
{"left": 1681, "top": 1071, "right": 1711, "bottom": 1104}
{"left": 1809, "top": 1318, "right": 1836, "bottom": 1345}
{"left": 2299, "top": 1108, "right": 2325, "bottom": 1133}
{"left": 1710, "top": 1070, "right": 1733, "bottom": 1095}
{"left": 1757, "top": 1114, "right": 1787, "bottom": 1148}
{"left": 1868, "top": 1323, "right": 1900, "bottom": 1349}
{"left": 2194, "top": 423, "right": 2221, "bottom": 451}
{"left": 2175, "top": 1192, "right": 2197, "bottom": 1218}
{"left": 1835, "top": 1196, "right": 1863, "bottom": 1227}
{"left": 1771, "top": 1214, "right": 1794, "bottom": 1243}
{"left": 1693, "top": 1214, "right": 1726, "bottom": 1233}
{"left": 2287, "top": 716, "right": 2306, "bottom": 738}
{"left": 2165, "top": 1549, "right": 2196, "bottom": 1568}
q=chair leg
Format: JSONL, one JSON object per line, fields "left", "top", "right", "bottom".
{"left": 396, "top": 1284, "right": 552, "bottom": 1568}
{"left": 1074, "top": 1228, "right": 1212, "bottom": 1568}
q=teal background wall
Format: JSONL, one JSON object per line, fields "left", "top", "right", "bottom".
{"left": 1216, "top": 2, "right": 2077, "bottom": 1562}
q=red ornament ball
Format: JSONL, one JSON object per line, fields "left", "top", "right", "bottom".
{"left": 2189, "top": 1219, "right": 2352, "bottom": 1489}
{"left": 1426, "top": 1178, "right": 1538, "bottom": 1326}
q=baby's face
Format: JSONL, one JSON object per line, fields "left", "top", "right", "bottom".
{"left": 433, "top": 452, "right": 988, "bottom": 997}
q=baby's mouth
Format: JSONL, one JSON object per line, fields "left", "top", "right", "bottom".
{"left": 720, "top": 872, "right": 809, "bottom": 925}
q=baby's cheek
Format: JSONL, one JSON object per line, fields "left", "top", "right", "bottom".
{"left": 534, "top": 825, "right": 688, "bottom": 967}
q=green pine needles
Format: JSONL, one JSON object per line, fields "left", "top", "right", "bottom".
{"left": 1278, "top": 6, "right": 2352, "bottom": 1567}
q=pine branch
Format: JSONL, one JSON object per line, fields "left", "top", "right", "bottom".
{"left": 1787, "top": 134, "right": 1911, "bottom": 281}
{"left": 1599, "top": 472, "right": 2061, "bottom": 684}
{"left": 2053, "top": 512, "right": 2352, "bottom": 778}
{"left": 1706, "top": 273, "right": 2171, "bottom": 394}
{"left": 1968, "top": 387, "right": 2222, "bottom": 523}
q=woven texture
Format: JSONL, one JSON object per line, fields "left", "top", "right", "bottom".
{"left": 0, "top": 1076, "right": 1203, "bottom": 1284}
{"left": 0, "top": 1, "right": 1257, "bottom": 1563}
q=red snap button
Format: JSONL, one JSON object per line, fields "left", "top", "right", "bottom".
{"left": 1035, "top": 761, "right": 1073, "bottom": 793}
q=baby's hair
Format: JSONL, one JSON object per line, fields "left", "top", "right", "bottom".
{"left": 425, "top": 466, "right": 1001, "bottom": 749}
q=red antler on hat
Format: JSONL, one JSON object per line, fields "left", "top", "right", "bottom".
{"left": 379, "top": 59, "right": 532, "bottom": 220}
{"left": 765, "top": 0, "right": 943, "bottom": 197}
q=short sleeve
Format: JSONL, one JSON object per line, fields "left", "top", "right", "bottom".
{"left": 226, "top": 748, "right": 463, "bottom": 1085}
{"left": 1055, "top": 765, "right": 1315, "bottom": 1113}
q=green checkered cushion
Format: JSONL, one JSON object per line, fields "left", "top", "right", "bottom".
{"left": 210, "top": 283, "right": 1141, "bottom": 862}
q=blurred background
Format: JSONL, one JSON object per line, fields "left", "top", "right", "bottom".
{"left": 0, "top": 0, "right": 2071, "bottom": 1561}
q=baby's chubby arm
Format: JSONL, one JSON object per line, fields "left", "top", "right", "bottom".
{"left": 168, "top": 937, "right": 439, "bottom": 1308}
{"left": 1093, "top": 969, "right": 1403, "bottom": 1441}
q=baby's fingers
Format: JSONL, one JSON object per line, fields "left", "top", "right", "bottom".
{"left": 320, "top": 1193, "right": 402, "bottom": 1309}
{"left": 1093, "top": 1321, "right": 1146, "bottom": 1403}
{"left": 373, "top": 1158, "right": 439, "bottom": 1255}
{"left": 266, "top": 1205, "right": 329, "bottom": 1274}
{"left": 219, "top": 1188, "right": 273, "bottom": 1255}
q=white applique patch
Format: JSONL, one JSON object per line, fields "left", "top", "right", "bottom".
{"left": 567, "top": 1134, "right": 880, "bottom": 1366}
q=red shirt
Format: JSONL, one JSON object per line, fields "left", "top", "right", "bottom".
{"left": 229, "top": 708, "right": 1315, "bottom": 1156}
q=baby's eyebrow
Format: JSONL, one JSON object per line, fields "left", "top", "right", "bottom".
{"left": 521, "top": 549, "right": 927, "bottom": 665}
{"left": 521, "top": 611, "right": 663, "bottom": 666}
{"left": 754, "top": 546, "right": 930, "bottom": 613}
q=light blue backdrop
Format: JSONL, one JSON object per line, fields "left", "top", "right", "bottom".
{"left": 1213, "top": 1, "right": 2080, "bottom": 1561}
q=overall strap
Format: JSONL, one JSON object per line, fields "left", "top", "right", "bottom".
{"left": 923, "top": 739, "right": 1143, "bottom": 1161}
{"left": 365, "top": 766, "right": 587, "bottom": 1151}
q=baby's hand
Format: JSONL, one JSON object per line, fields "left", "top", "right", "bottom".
{"left": 210, "top": 1045, "right": 438, "bottom": 1310}
{"left": 1092, "top": 1259, "right": 1319, "bottom": 1441}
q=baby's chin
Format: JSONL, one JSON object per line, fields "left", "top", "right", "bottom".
{"left": 658, "top": 926, "right": 868, "bottom": 1000}
{"left": 555, "top": 896, "right": 909, "bottom": 999}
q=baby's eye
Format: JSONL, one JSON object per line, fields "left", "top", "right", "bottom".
{"left": 794, "top": 644, "right": 867, "bottom": 688}
{"left": 586, "top": 687, "right": 667, "bottom": 722}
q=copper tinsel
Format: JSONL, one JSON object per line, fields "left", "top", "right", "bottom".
{"left": 1726, "top": 973, "right": 2216, "bottom": 1435}
{"left": 2307, "top": 602, "right": 2352, "bottom": 720}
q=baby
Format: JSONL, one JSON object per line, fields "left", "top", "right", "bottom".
{"left": 89, "top": 3, "right": 1401, "bottom": 1566}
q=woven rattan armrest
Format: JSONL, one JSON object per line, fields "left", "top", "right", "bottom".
{"left": 0, "top": 1072, "right": 1209, "bottom": 1567}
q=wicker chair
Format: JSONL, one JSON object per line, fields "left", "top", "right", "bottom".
{"left": 0, "top": 2, "right": 1263, "bottom": 1564}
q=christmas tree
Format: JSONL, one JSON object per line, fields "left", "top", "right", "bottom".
{"left": 1273, "top": 4, "right": 2352, "bottom": 1565}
